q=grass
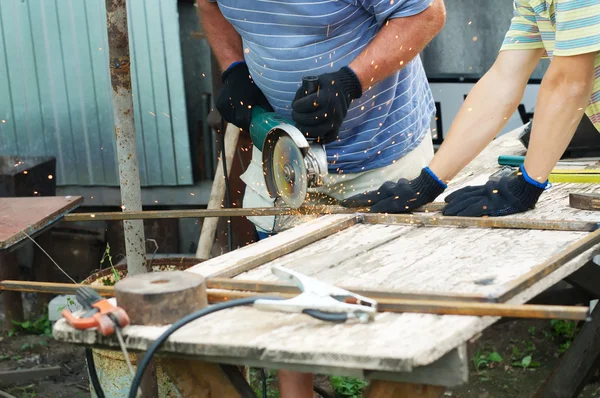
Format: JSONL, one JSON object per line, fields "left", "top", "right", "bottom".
{"left": 10, "top": 314, "right": 52, "bottom": 337}
{"left": 331, "top": 376, "right": 368, "bottom": 397}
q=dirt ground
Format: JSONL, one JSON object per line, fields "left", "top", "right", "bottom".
{"left": 1, "top": 308, "right": 599, "bottom": 398}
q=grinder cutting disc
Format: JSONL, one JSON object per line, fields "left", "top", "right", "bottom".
{"left": 267, "top": 134, "right": 308, "bottom": 208}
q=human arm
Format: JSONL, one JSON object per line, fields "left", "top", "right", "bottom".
{"left": 428, "top": 48, "right": 545, "bottom": 182}
{"left": 291, "top": 0, "right": 446, "bottom": 143}
{"left": 196, "top": 0, "right": 243, "bottom": 71}
{"left": 523, "top": 54, "right": 596, "bottom": 183}
{"left": 196, "top": 1, "right": 272, "bottom": 131}
{"left": 349, "top": 0, "right": 446, "bottom": 89}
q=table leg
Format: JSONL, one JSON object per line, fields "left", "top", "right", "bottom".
{"left": 0, "top": 250, "right": 24, "bottom": 330}
{"left": 160, "top": 358, "right": 257, "bottom": 398}
{"left": 363, "top": 381, "right": 445, "bottom": 398}
{"left": 534, "top": 301, "right": 600, "bottom": 398}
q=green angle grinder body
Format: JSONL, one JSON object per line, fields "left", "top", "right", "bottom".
{"left": 248, "top": 91, "right": 328, "bottom": 208}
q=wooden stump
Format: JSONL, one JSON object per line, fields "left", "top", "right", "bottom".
{"left": 114, "top": 271, "right": 256, "bottom": 397}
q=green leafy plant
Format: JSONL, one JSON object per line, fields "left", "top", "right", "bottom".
{"left": 471, "top": 350, "right": 503, "bottom": 372}
{"left": 100, "top": 242, "right": 120, "bottom": 286}
{"left": 528, "top": 326, "right": 536, "bottom": 335}
{"left": 550, "top": 320, "right": 578, "bottom": 340}
{"left": 12, "top": 315, "right": 51, "bottom": 336}
{"left": 58, "top": 296, "right": 76, "bottom": 313}
{"left": 512, "top": 354, "right": 540, "bottom": 369}
{"left": 331, "top": 376, "right": 368, "bottom": 397}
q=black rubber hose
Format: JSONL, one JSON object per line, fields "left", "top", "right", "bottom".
{"left": 303, "top": 309, "right": 348, "bottom": 323}
{"left": 220, "top": 118, "right": 234, "bottom": 252}
{"left": 127, "top": 297, "right": 281, "bottom": 398}
{"left": 85, "top": 348, "right": 105, "bottom": 398}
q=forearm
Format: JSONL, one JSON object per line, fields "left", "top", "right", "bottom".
{"left": 349, "top": 0, "right": 446, "bottom": 89}
{"left": 428, "top": 69, "right": 525, "bottom": 181}
{"left": 523, "top": 54, "right": 596, "bottom": 183}
{"left": 197, "top": 1, "right": 243, "bottom": 71}
{"left": 428, "top": 48, "right": 544, "bottom": 182}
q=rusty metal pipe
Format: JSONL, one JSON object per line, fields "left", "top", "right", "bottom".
{"left": 105, "top": 0, "right": 147, "bottom": 276}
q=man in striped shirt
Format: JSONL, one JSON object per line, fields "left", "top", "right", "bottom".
{"left": 346, "top": 0, "right": 600, "bottom": 217}
{"left": 199, "top": 0, "right": 447, "bottom": 238}
{"left": 198, "top": 0, "right": 446, "bottom": 396}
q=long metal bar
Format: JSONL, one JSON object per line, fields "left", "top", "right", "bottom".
{"left": 105, "top": 0, "right": 147, "bottom": 276}
{"left": 0, "top": 278, "right": 492, "bottom": 303}
{"left": 64, "top": 206, "right": 600, "bottom": 232}
{"left": 1, "top": 280, "right": 588, "bottom": 320}
{"left": 362, "top": 213, "right": 600, "bottom": 232}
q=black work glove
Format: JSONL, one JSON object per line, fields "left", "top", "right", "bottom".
{"left": 291, "top": 66, "right": 362, "bottom": 144}
{"left": 216, "top": 62, "right": 273, "bottom": 132}
{"left": 341, "top": 168, "right": 446, "bottom": 213}
{"left": 442, "top": 167, "right": 546, "bottom": 217}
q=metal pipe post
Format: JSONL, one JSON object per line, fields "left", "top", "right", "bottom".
{"left": 105, "top": 0, "right": 147, "bottom": 276}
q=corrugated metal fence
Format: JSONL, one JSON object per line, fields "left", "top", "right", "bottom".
{"left": 0, "top": 0, "right": 193, "bottom": 187}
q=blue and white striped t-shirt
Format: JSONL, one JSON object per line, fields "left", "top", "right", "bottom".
{"left": 210, "top": 0, "right": 436, "bottom": 174}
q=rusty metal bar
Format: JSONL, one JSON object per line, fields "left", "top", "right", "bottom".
{"left": 0, "top": 280, "right": 589, "bottom": 320}
{"left": 0, "top": 278, "right": 492, "bottom": 303}
{"left": 62, "top": 204, "right": 599, "bottom": 232}
{"left": 63, "top": 203, "right": 445, "bottom": 222}
{"left": 362, "top": 213, "right": 600, "bottom": 232}
{"left": 105, "top": 0, "right": 147, "bottom": 276}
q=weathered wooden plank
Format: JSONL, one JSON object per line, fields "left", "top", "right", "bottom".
{"left": 187, "top": 215, "right": 358, "bottom": 278}
{"left": 497, "top": 228, "right": 600, "bottom": 302}
{"left": 0, "top": 366, "right": 61, "bottom": 384}
{"left": 237, "top": 224, "right": 589, "bottom": 299}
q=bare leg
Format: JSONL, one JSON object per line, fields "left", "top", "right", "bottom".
{"left": 278, "top": 370, "right": 313, "bottom": 398}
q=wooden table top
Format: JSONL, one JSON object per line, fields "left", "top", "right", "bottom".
{"left": 0, "top": 196, "right": 83, "bottom": 250}
{"left": 53, "top": 127, "right": 600, "bottom": 385}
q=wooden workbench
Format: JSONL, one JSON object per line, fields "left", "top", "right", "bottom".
{"left": 53, "top": 128, "right": 600, "bottom": 397}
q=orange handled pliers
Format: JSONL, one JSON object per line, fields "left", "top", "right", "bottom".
{"left": 62, "top": 286, "right": 130, "bottom": 336}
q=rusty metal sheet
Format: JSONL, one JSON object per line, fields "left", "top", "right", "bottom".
{"left": 0, "top": 196, "right": 83, "bottom": 250}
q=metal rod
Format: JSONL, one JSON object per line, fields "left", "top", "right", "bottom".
{"left": 64, "top": 205, "right": 372, "bottom": 222}
{"left": 63, "top": 205, "right": 600, "bottom": 232}
{"left": 105, "top": 0, "right": 147, "bottom": 276}
{"left": 0, "top": 278, "right": 491, "bottom": 303}
{"left": 200, "top": 93, "right": 214, "bottom": 179}
{"left": 362, "top": 213, "right": 600, "bottom": 232}
{"left": 0, "top": 280, "right": 588, "bottom": 320}
{"left": 208, "top": 291, "right": 590, "bottom": 321}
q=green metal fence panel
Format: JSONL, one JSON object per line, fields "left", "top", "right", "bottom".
{"left": 0, "top": 0, "right": 193, "bottom": 187}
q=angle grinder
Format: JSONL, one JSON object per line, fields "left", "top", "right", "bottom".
{"left": 249, "top": 76, "right": 328, "bottom": 208}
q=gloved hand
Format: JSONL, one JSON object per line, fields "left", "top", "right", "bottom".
{"left": 442, "top": 166, "right": 547, "bottom": 217}
{"left": 216, "top": 61, "right": 273, "bottom": 132}
{"left": 341, "top": 167, "right": 447, "bottom": 213}
{"left": 291, "top": 66, "right": 362, "bottom": 144}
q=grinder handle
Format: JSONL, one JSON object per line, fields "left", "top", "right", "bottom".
{"left": 302, "top": 76, "right": 319, "bottom": 96}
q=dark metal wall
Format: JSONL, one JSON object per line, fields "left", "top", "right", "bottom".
{"left": 422, "top": 0, "right": 550, "bottom": 79}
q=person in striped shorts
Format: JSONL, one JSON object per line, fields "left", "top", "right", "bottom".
{"left": 346, "top": 0, "right": 600, "bottom": 216}
{"left": 198, "top": 0, "right": 446, "bottom": 396}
